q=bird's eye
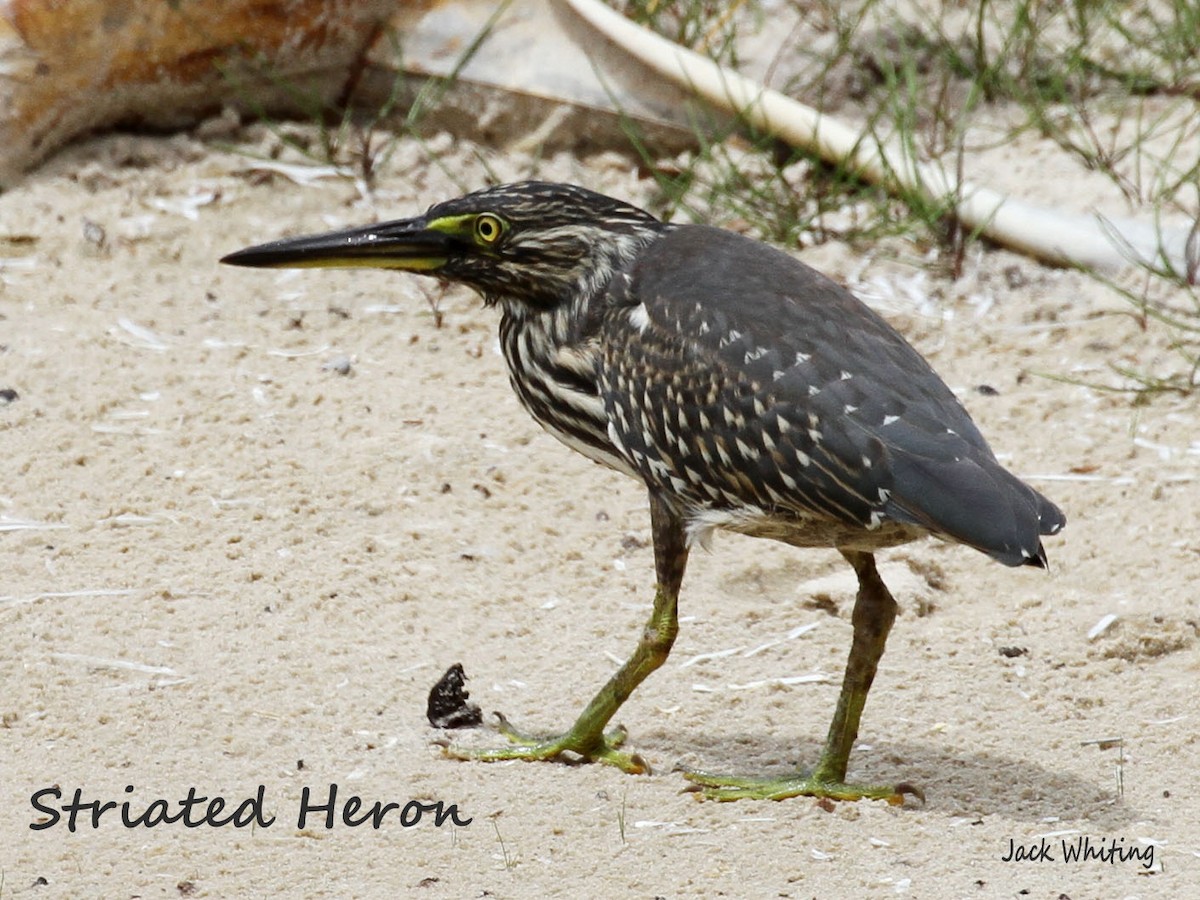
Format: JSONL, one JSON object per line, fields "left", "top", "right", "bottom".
{"left": 474, "top": 214, "right": 505, "bottom": 245}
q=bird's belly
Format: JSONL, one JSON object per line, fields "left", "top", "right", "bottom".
{"left": 684, "top": 504, "right": 925, "bottom": 552}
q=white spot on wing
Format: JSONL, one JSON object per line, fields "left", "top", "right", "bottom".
{"left": 718, "top": 329, "right": 743, "bottom": 348}
{"left": 628, "top": 303, "right": 651, "bottom": 334}
{"left": 882, "top": 414, "right": 900, "bottom": 426}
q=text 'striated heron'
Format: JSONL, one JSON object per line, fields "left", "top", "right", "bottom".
{"left": 223, "top": 181, "right": 1065, "bottom": 802}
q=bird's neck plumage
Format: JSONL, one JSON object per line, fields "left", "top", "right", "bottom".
{"left": 496, "top": 227, "right": 663, "bottom": 477}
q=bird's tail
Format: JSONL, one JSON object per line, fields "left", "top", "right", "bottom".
{"left": 883, "top": 450, "right": 1065, "bottom": 569}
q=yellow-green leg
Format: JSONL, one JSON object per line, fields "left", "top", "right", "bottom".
{"left": 684, "top": 550, "right": 923, "bottom": 804}
{"left": 442, "top": 493, "right": 688, "bottom": 774}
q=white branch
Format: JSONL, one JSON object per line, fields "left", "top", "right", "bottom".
{"left": 565, "top": 0, "right": 1192, "bottom": 273}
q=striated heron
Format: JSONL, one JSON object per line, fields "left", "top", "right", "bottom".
{"left": 222, "top": 181, "right": 1065, "bottom": 803}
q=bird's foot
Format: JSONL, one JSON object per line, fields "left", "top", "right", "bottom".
{"left": 681, "top": 769, "right": 923, "bottom": 805}
{"left": 439, "top": 712, "right": 650, "bottom": 774}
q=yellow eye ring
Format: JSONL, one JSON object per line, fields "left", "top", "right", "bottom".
{"left": 474, "top": 214, "right": 505, "bottom": 244}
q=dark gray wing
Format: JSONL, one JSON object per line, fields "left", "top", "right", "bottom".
{"left": 600, "top": 225, "right": 1064, "bottom": 566}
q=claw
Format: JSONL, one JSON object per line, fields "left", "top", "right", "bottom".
{"left": 892, "top": 781, "right": 926, "bottom": 806}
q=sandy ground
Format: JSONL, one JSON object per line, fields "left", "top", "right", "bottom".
{"left": 2, "top": 120, "right": 1198, "bottom": 900}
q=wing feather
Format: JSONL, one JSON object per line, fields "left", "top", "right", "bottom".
{"left": 600, "top": 225, "right": 1064, "bottom": 564}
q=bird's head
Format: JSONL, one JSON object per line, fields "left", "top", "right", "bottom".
{"left": 221, "top": 181, "right": 666, "bottom": 314}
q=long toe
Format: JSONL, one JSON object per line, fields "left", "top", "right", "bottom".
{"left": 681, "top": 770, "right": 924, "bottom": 805}
{"left": 440, "top": 716, "right": 649, "bottom": 775}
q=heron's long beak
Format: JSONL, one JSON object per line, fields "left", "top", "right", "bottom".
{"left": 220, "top": 218, "right": 454, "bottom": 272}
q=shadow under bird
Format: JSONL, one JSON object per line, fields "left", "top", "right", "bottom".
{"left": 222, "top": 181, "right": 1065, "bottom": 803}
